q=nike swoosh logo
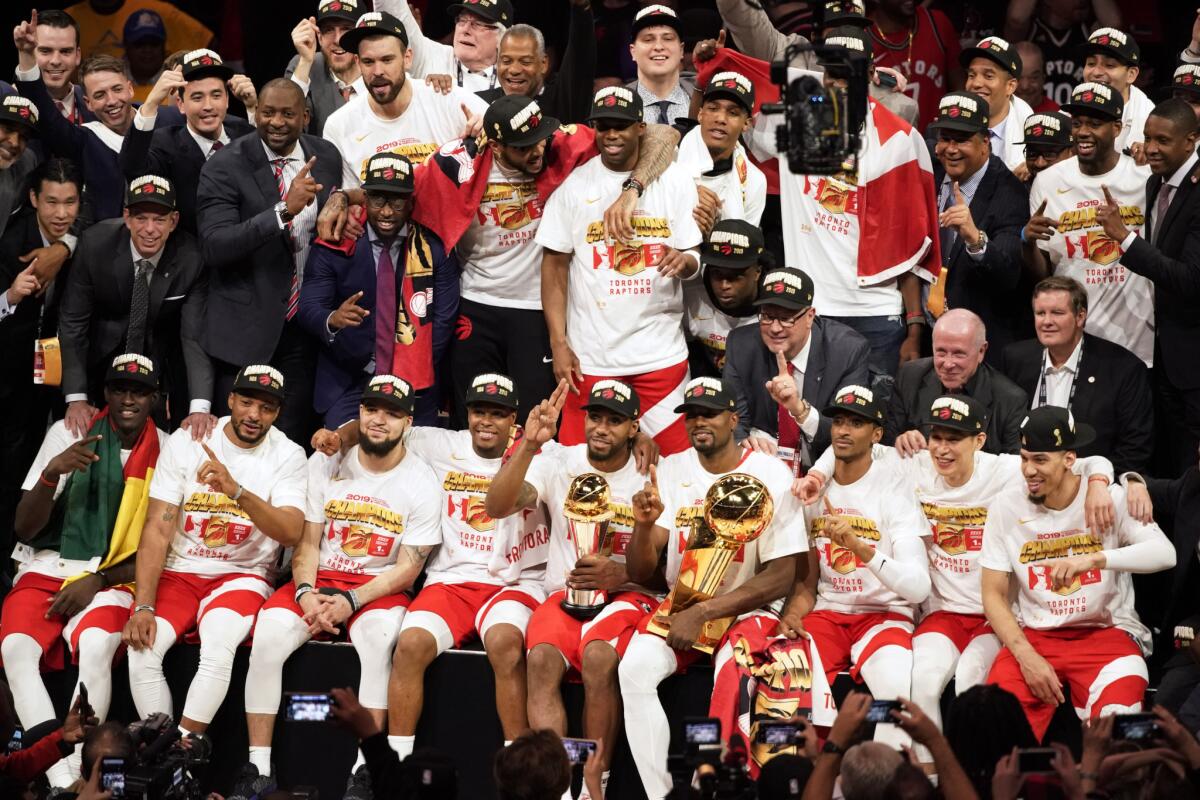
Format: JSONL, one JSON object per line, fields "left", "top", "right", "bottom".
{"left": 585, "top": 198, "right": 599, "bottom": 205}
{"left": 355, "top": 134, "right": 369, "bottom": 142}
{"left": 542, "top": 356, "right": 554, "bottom": 364}
{"left": 1056, "top": 187, "right": 1071, "bottom": 194}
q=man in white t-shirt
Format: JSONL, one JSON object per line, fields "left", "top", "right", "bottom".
{"left": 375, "top": 0, "right": 507, "bottom": 92}
{"left": 684, "top": 219, "right": 766, "bottom": 376}
{"left": 1079, "top": 28, "right": 1152, "bottom": 163}
{"left": 620, "top": 376, "right": 805, "bottom": 797}
{"left": 537, "top": 86, "right": 702, "bottom": 456}
{"left": 0, "top": 353, "right": 167, "bottom": 789}
{"left": 240, "top": 375, "right": 441, "bottom": 784}
{"left": 122, "top": 364, "right": 308, "bottom": 736}
{"left": 322, "top": 12, "right": 487, "bottom": 187}
{"left": 960, "top": 36, "right": 1033, "bottom": 170}
{"left": 980, "top": 406, "right": 1175, "bottom": 739}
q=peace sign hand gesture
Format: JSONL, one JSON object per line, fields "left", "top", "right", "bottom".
{"left": 525, "top": 380, "right": 569, "bottom": 448}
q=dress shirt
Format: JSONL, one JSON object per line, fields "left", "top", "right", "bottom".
{"left": 0, "top": 228, "right": 52, "bottom": 322}
{"left": 1120, "top": 150, "right": 1200, "bottom": 250}
{"left": 989, "top": 113, "right": 1009, "bottom": 157}
{"left": 634, "top": 80, "right": 690, "bottom": 127}
{"left": 264, "top": 139, "right": 317, "bottom": 277}
{"left": 1033, "top": 337, "right": 1083, "bottom": 409}
{"left": 324, "top": 225, "right": 405, "bottom": 361}
{"left": 938, "top": 159, "right": 990, "bottom": 261}
{"left": 133, "top": 108, "right": 231, "bottom": 159}
{"left": 749, "top": 334, "right": 819, "bottom": 442}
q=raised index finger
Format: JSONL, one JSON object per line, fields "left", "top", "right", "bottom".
{"left": 648, "top": 462, "right": 658, "bottom": 488}
{"left": 1035, "top": 198, "right": 1048, "bottom": 217}
{"left": 201, "top": 443, "right": 220, "bottom": 463}
{"left": 1101, "top": 184, "right": 1116, "bottom": 206}
{"left": 297, "top": 156, "right": 317, "bottom": 179}
{"left": 822, "top": 496, "right": 835, "bottom": 516}
{"left": 775, "top": 349, "right": 790, "bottom": 378}
{"left": 716, "top": 28, "right": 726, "bottom": 47}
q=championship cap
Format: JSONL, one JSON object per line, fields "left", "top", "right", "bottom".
{"left": 582, "top": 379, "right": 640, "bottom": 419}
{"left": 703, "top": 71, "right": 755, "bottom": 115}
{"left": 823, "top": 0, "right": 869, "bottom": 28}
{"left": 586, "top": 86, "right": 643, "bottom": 124}
{"left": 0, "top": 96, "right": 39, "bottom": 135}
{"left": 1078, "top": 27, "right": 1139, "bottom": 66}
{"left": 960, "top": 36, "right": 1022, "bottom": 78}
{"left": 1061, "top": 81, "right": 1123, "bottom": 121}
{"left": 464, "top": 372, "right": 519, "bottom": 411}
{"left": 233, "top": 364, "right": 285, "bottom": 401}
{"left": 928, "top": 91, "right": 990, "bottom": 134}
{"left": 1172, "top": 64, "right": 1200, "bottom": 98}
{"left": 447, "top": 0, "right": 513, "bottom": 26}
{"left": 339, "top": 12, "right": 409, "bottom": 54}
{"left": 105, "top": 353, "right": 158, "bottom": 390}
{"left": 1019, "top": 406, "right": 1095, "bottom": 452}
{"left": 632, "top": 4, "right": 682, "bottom": 38}
{"left": 180, "top": 48, "right": 235, "bottom": 82}
{"left": 484, "top": 96, "right": 559, "bottom": 147}
{"left": 924, "top": 395, "right": 988, "bottom": 434}
{"left": 674, "top": 377, "right": 736, "bottom": 414}
{"left": 361, "top": 374, "right": 414, "bottom": 414}
{"left": 1019, "top": 112, "right": 1074, "bottom": 147}
{"left": 361, "top": 153, "right": 415, "bottom": 194}
{"left": 820, "top": 26, "right": 874, "bottom": 62}
{"left": 123, "top": 10, "right": 166, "bottom": 45}
{"left": 125, "top": 175, "right": 176, "bottom": 210}
{"left": 754, "top": 267, "right": 815, "bottom": 311}
{"left": 823, "top": 384, "right": 885, "bottom": 425}
{"left": 317, "top": 0, "right": 362, "bottom": 25}
{"left": 702, "top": 219, "right": 765, "bottom": 269}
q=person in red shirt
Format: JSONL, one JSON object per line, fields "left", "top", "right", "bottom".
{"left": 868, "top": 0, "right": 964, "bottom": 127}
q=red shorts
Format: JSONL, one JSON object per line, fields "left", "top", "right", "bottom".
{"left": 155, "top": 570, "right": 272, "bottom": 641}
{"left": 404, "top": 581, "right": 542, "bottom": 653}
{"left": 0, "top": 572, "right": 133, "bottom": 669}
{"left": 987, "top": 627, "right": 1147, "bottom": 740}
{"left": 559, "top": 362, "right": 690, "bottom": 455}
{"left": 527, "top": 589, "right": 658, "bottom": 674}
{"left": 803, "top": 609, "right": 913, "bottom": 686}
{"left": 913, "top": 612, "right": 992, "bottom": 653}
{"left": 263, "top": 569, "right": 412, "bottom": 633}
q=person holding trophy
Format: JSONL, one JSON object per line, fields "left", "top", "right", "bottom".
{"left": 619, "top": 376, "right": 806, "bottom": 798}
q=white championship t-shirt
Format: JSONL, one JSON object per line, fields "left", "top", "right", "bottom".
{"left": 457, "top": 161, "right": 546, "bottom": 310}
{"left": 1029, "top": 154, "right": 1153, "bottom": 365}
{"left": 1116, "top": 85, "right": 1154, "bottom": 153}
{"left": 323, "top": 80, "right": 488, "bottom": 187}
{"left": 675, "top": 126, "right": 767, "bottom": 226}
{"left": 150, "top": 418, "right": 307, "bottom": 579}
{"left": 683, "top": 283, "right": 756, "bottom": 372}
{"left": 535, "top": 159, "right": 703, "bottom": 375}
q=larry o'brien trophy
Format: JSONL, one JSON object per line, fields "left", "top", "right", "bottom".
{"left": 648, "top": 473, "right": 773, "bottom": 653}
{"left": 561, "top": 473, "right": 615, "bottom": 619}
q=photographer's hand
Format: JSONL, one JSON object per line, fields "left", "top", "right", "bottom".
{"left": 62, "top": 694, "right": 98, "bottom": 745}
{"left": 330, "top": 687, "right": 380, "bottom": 740}
{"left": 76, "top": 757, "right": 113, "bottom": 800}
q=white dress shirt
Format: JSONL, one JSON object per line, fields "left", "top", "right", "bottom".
{"left": 264, "top": 139, "right": 318, "bottom": 279}
{"left": 1033, "top": 337, "right": 1083, "bottom": 409}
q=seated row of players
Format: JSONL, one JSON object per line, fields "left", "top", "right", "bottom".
{"left": 0, "top": 346, "right": 1177, "bottom": 798}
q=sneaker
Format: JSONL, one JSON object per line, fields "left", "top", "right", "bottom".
{"left": 344, "top": 764, "right": 374, "bottom": 800}
{"left": 228, "top": 762, "right": 277, "bottom": 800}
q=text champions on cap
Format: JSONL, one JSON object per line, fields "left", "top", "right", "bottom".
{"left": 594, "top": 86, "right": 634, "bottom": 104}
{"left": 635, "top": 4, "right": 677, "bottom": 21}
{"left": 244, "top": 364, "right": 285, "bottom": 384}
{"left": 1176, "top": 64, "right": 1200, "bottom": 83}
{"left": 370, "top": 156, "right": 411, "bottom": 176}
{"left": 1089, "top": 27, "right": 1128, "bottom": 46}
{"left": 1073, "top": 82, "right": 1113, "bottom": 101}
{"left": 130, "top": 174, "right": 172, "bottom": 193}
{"left": 370, "top": 373, "right": 411, "bottom": 393}
{"left": 508, "top": 101, "right": 543, "bottom": 130}
{"left": 931, "top": 396, "right": 970, "bottom": 417}
{"left": 592, "top": 379, "right": 632, "bottom": 401}
{"left": 685, "top": 376, "right": 724, "bottom": 394}
{"left": 939, "top": 93, "right": 979, "bottom": 114}
{"left": 710, "top": 229, "right": 750, "bottom": 248}
{"left": 356, "top": 11, "right": 383, "bottom": 26}
{"left": 320, "top": 0, "right": 358, "bottom": 10}
{"left": 1025, "top": 113, "right": 1062, "bottom": 132}
{"left": 709, "top": 72, "right": 752, "bottom": 93}
{"left": 3, "top": 96, "right": 38, "bottom": 122}
{"left": 824, "top": 35, "right": 865, "bottom": 52}
{"left": 113, "top": 353, "right": 154, "bottom": 371}
{"left": 761, "top": 270, "right": 807, "bottom": 291}
{"left": 839, "top": 384, "right": 874, "bottom": 403}
{"left": 472, "top": 373, "right": 514, "bottom": 392}
{"left": 183, "top": 48, "right": 223, "bottom": 65}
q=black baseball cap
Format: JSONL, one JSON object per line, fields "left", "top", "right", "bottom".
{"left": 106, "top": 353, "right": 158, "bottom": 390}
{"left": 125, "top": 175, "right": 176, "bottom": 210}
{"left": 632, "top": 4, "right": 682, "bottom": 38}
{"left": 1019, "top": 406, "right": 1095, "bottom": 452}
{"left": 823, "top": 0, "right": 869, "bottom": 28}
{"left": 1019, "top": 112, "right": 1074, "bottom": 147}
{"left": 1078, "top": 27, "right": 1139, "bottom": 66}
{"left": 361, "top": 374, "right": 414, "bottom": 414}
{"left": 447, "top": 0, "right": 513, "bottom": 26}
{"left": 754, "top": 268, "right": 815, "bottom": 311}
{"left": 339, "top": 11, "right": 409, "bottom": 54}
{"left": 0, "top": 96, "right": 38, "bottom": 136}
{"left": 1172, "top": 64, "right": 1200, "bottom": 98}
{"left": 180, "top": 48, "right": 234, "bottom": 82}
{"left": 674, "top": 377, "right": 736, "bottom": 414}
{"left": 123, "top": 9, "right": 165, "bottom": 45}
{"left": 586, "top": 87, "right": 643, "bottom": 124}
{"left": 823, "top": 384, "right": 885, "bottom": 425}
{"left": 484, "top": 96, "right": 559, "bottom": 147}
{"left": 361, "top": 153, "right": 415, "bottom": 194}
{"left": 233, "top": 364, "right": 285, "bottom": 401}
{"left": 582, "top": 379, "right": 640, "bottom": 419}
{"left": 924, "top": 395, "right": 988, "bottom": 434}
{"left": 928, "top": 91, "right": 990, "bottom": 134}
{"left": 317, "top": 0, "right": 362, "bottom": 25}
{"left": 703, "top": 71, "right": 755, "bottom": 115}
{"left": 465, "top": 372, "right": 519, "bottom": 411}
{"left": 820, "top": 26, "right": 873, "bottom": 63}
{"left": 960, "top": 36, "right": 1022, "bottom": 78}
{"left": 1061, "top": 81, "right": 1123, "bottom": 121}
{"left": 702, "top": 220, "right": 765, "bottom": 269}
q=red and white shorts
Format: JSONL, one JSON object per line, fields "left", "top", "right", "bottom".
{"left": 559, "top": 361, "right": 691, "bottom": 455}
{"left": 263, "top": 569, "right": 412, "bottom": 634}
{"left": 803, "top": 609, "right": 914, "bottom": 686}
{"left": 401, "top": 580, "right": 545, "bottom": 655}
{"left": 154, "top": 570, "right": 273, "bottom": 642}
{"left": 0, "top": 571, "right": 133, "bottom": 669}
{"left": 987, "top": 626, "right": 1147, "bottom": 740}
{"left": 527, "top": 589, "right": 659, "bottom": 674}
{"left": 914, "top": 611, "right": 993, "bottom": 653}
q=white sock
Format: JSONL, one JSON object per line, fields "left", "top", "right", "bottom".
{"left": 503, "top": 739, "right": 513, "bottom": 747}
{"left": 352, "top": 749, "right": 367, "bottom": 772}
{"left": 248, "top": 746, "right": 272, "bottom": 777}
{"left": 45, "top": 758, "right": 76, "bottom": 789}
{"left": 178, "top": 725, "right": 191, "bottom": 737}
{"left": 389, "top": 734, "right": 415, "bottom": 761}
{"left": 578, "top": 769, "right": 610, "bottom": 800}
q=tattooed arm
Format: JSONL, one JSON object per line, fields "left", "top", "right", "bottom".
{"left": 603, "top": 123, "right": 683, "bottom": 242}
{"left": 132, "top": 498, "right": 180, "bottom": 610}
{"left": 356, "top": 543, "right": 435, "bottom": 605}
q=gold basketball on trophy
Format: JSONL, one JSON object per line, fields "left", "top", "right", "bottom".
{"left": 562, "top": 473, "right": 615, "bottom": 619}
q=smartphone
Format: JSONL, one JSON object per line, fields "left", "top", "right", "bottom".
{"left": 1017, "top": 747, "right": 1056, "bottom": 774}
{"left": 284, "top": 692, "right": 333, "bottom": 722}
{"left": 866, "top": 699, "right": 902, "bottom": 724}
{"left": 562, "top": 737, "right": 598, "bottom": 765}
{"left": 757, "top": 721, "right": 804, "bottom": 746}
{"left": 100, "top": 756, "right": 126, "bottom": 797}
{"left": 1113, "top": 713, "right": 1161, "bottom": 741}
{"left": 684, "top": 718, "right": 721, "bottom": 746}
{"left": 876, "top": 70, "right": 898, "bottom": 89}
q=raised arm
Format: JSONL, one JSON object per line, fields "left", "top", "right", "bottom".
{"left": 627, "top": 465, "right": 670, "bottom": 586}
{"left": 196, "top": 443, "right": 305, "bottom": 546}
{"left": 484, "top": 381, "right": 567, "bottom": 518}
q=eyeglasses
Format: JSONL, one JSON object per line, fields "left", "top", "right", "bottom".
{"left": 758, "top": 310, "right": 806, "bottom": 328}
{"left": 1024, "top": 145, "right": 1068, "bottom": 161}
{"left": 456, "top": 14, "right": 499, "bottom": 32}
{"left": 365, "top": 194, "right": 411, "bottom": 211}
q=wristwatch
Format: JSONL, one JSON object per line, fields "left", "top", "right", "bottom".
{"left": 965, "top": 229, "right": 988, "bottom": 254}
{"left": 621, "top": 177, "right": 645, "bottom": 197}
{"left": 276, "top": 200, "right": 296, "bottom": 224}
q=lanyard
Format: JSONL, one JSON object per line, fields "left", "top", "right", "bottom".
{"left": 456, "top": 60, "right": 497, "bottom": 90}
{"left": 1037, "top": 340, "right": 1083, "bottom": 409}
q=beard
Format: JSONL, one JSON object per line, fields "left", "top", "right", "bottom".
{"left": 1028, "top": 492, "right": 1047, "bottom": 505}
{"left": 231, "top": 419, "right": 267, "bottom": 446}
{"left": 360, "top": 432, "right": 403, "bottom": 457}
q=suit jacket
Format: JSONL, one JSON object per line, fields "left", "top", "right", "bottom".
{"left": 195, "top": 133, "right": 341, "bottom": 365}
{"left": 1122, "top": 158, "right": 1200, "bottom": 391}
{"left": 1145, "top": 468, "right": 1200, "bottom": 646}
{"left": 57, "top": 219, "right": 210, "bottom": 405}
{"left": 886, "top": 358, "right": 1027, "bottom": 453}
{"left": 723, "top": 317, "right": 871, "bottom": 456}
{"left": 118, "top": 115, "right": 256, "bottom": 234}
{"left": 932, "top": 156, "right": 1031, "bottom": 360}
{"left": 285, "top": 54, "right": 350, "bottom": 136}
{"left": 999, "top": 333, "right": 1154, "bottom": 475}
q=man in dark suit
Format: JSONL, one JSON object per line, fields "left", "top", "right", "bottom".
{"left": 196, "top": 78, "right": 342, "bottom": 444}
{"left": 58, "top": 175, "right": 210, "bottom": 439}
{"left": 1095, "top": 98, "right": 1200, "bottom": 476}
{"left": 886, "top": 308, "right": 1028, "bottom": 455}
{"left": 27, "top": 10, "right": 94, "bottom": 126}
{"left": 285, "top": 0, "right": 363, "bottom": 135}
{"left": 119, "top": 49, "right": 255, "bottom": 234}
{"left": 1000, "top": 276, "right": 1153, "bottom": 476}
{"left": 723, "top": 267, "right": 871, "bottom": 472}
{"left": 928, "top": 90, "right": 1030, "bottom": 359}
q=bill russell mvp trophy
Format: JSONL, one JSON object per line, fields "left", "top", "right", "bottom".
{"left": 562, "top": 473, "right": 615, "bottom": 619}
{"left": 648, "top": 473, "right": 773, "bottom": 653}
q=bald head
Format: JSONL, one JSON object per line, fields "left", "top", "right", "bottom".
{"left": 932, "top": 309, "right": 987, "bottom": 390}
{"left": 1015, "top": 41, "right": 1044, "bottom": 71}
{"left": 841, "top": 742, "right": 903, "bottom": 800}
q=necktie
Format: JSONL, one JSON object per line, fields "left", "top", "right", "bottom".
{"left": 776, "top": 362, "right": 806, "bottom": 476}
{"left": 653, "top": 100, "right": 672, "bottom": 125}
{"left": 209, "top": 140, "right": 224, "bottom": 159}
{"left": 272, "top": 157, "right": 301, "bottom": 321}
{"left": 938, "top": 182, "right": 956, "bottom": 255}
{"left": 340, "top": 85, "right": 356, "bottom": 102}
{"left": 126, "top": 259, "right": 153, "bottom": 353}
{"left": 374, "top": 243, "right": 397, "bottom": 372}
{"left": 55, "top": 99, "right": 80, "bottom": 125}
{"left": 1153, "top": 184, "right": 1175, "bottom": 246}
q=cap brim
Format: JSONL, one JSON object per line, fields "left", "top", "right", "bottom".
{"left": 125, "top": 197, "right": 176, "bottom": 210}
{"left": 360, "top": 181, "right": 414, "bottom": 195}
{"left": 106, "top": 375, "right": 157, "bottom": 390}
{"left": 929, "top": 119, "right": 988, "bottom": 134}
{"left": 0, "top": 117, "right": 39, "bottom": 136}
{"left": 959, "top": 48, "right": 1018, "bottom": 76}
{"left": 362, "top": 395, "right": 413, "bottom": 413}
{"left": 701, "top": 88, "right": 753, "bottom": 114}
{"left": 184, "top": 64, "right": 236, "bottom": 82}
{"left": 632, "top": 18, "right": 684, "bottom": 38}
{"left": 1017, "top": 136, "right": 1072, "bottom": 146}
{"left": 821, "top": 403, "right": 880, "bottom": 423}
{"left": 753, "top": 296, "right": 811, "bottom": 311}
{"left": 466, "top": 395, "right": 519, "bottom": 411}
{"left": 1071, "top": 422, "right": 1096, "bottom": 450}
{"left": 672, "top": 398, "right": 731, "bottom": 414}
{"left": 124, "top": 33, "right": 166, "bottom": 45}
{"left": 339, "top": 27, "right": 407, "bottom": 53}
{"left": 1059, "top": 102, "right": 1120, "bottom": 121}
{"left": 825, "top": 15, "right": 871, "bottom": 28}
{"left": 1169, "top": 84, "right": 1200, "bottom": 99}
{"left": 499, "top": 116, "right": 561, "bottom": 147}
{"left": 581, "top": 399, "right": 637, "bottom": 418}
{"left": 317, "top": 10, "right": 361, "bottom": 24}
{"left": 446, "top": 3, "right": 507, "bottom": 23}
{"left": 702, "top": 251, "right": 760, "bottom": 269}
{"left": 586, "top": 111, "right": 641, "bottom": 124}
{"left": 234, "top": 385, "right": 284, "bottom": 402}
{"left": 924, "top": 417, "right": 983, "bottom": 434}
{"left": 1077, "top": 43, "right": 1136, "bottom": 64}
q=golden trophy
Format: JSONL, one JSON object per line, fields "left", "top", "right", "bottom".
{"left": 647, "top": 473, "right": 773, "bottom": 653}
{"left": 562, "top": 473, "right": 614, "bottom": 619}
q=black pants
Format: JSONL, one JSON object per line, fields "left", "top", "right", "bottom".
{"left": 449, "top": 299, "right": 555, "bottom": 428}
{"left": 0, "top": 384, "right": 59, "bottom": 580}
{"left": 1156, "top": 369, "right": 1200, "bottom": 478}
